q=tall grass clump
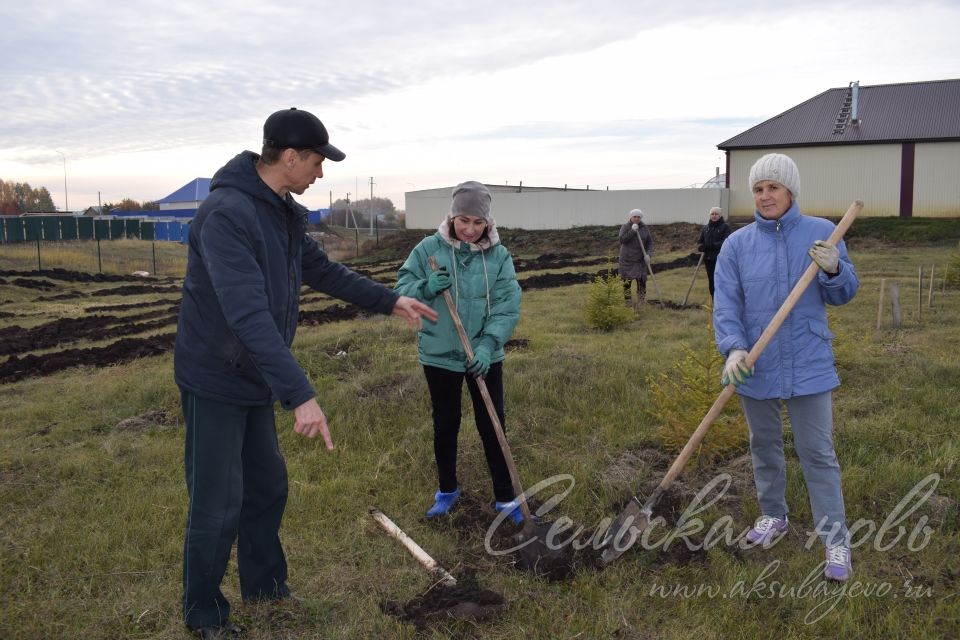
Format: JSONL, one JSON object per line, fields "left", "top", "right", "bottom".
{"left": 584, "top": 270, "right": 633, "bottom": 331}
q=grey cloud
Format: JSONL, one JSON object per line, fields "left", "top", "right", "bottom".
{"left": 0, "top": 0, "right": 932, "bottom": 165}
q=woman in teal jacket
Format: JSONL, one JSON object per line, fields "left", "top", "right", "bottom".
{"left": 395, "top": 181, "right": 523, "bottom": 521}
{"left": 714, "top": 153, "right": 859, "bottom": 582}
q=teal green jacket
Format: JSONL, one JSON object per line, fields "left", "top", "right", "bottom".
{"left": 395, "top": 219, "right": 521, "bottom": 372}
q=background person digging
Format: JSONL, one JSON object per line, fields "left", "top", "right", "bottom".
{"left": 713, "top": 153, "right": 859, "bottom": 582}
{"left": 618, "top": 208, "right": 653, "bottom": 307}
{"left": 697, "top": 206, "right": 732, "bottom": 299}
{"left": 395, "top": 181, "right": 524, "bottom": 523}
{"left": 174, "top": 108, "right": 436, "bottom": 638}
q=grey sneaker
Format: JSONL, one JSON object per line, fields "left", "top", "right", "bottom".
{"left": 745, "top": 515, "right": 789, "bottom": 546}
{"left": 824, "top": 544, "right": 853, "bottom": 582}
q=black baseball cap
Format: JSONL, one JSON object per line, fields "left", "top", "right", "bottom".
{"left": 262, "top": 107, "right": 345, "bottom": 162}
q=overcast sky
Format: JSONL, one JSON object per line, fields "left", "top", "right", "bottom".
{"left": 2, "top": 0, "right": 958, "bottom": 212}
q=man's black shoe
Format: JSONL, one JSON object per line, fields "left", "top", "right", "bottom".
{"left": 193, "top": 620, "right": 242, "bottom": 639}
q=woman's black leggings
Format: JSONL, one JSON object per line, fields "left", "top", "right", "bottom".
{"left": 423, "top": 363, "right": 515, "bottom": 502}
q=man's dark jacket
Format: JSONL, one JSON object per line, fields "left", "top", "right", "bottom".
{"left": 697, "top": 216, "right": 733, "bottom": 260}
{"left": 174, "top": 151, "right": 398, "bottom": 409}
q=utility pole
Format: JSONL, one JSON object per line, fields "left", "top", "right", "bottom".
{"left": 369, "top": 176, "right": 375, "bottom": 236}
{"left": 55, "top": 150, "right": 68, "bottom": 212}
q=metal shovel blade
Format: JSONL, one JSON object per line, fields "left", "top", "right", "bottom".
{"left": 599, "top": 497, "right": 653, "bottom": 565}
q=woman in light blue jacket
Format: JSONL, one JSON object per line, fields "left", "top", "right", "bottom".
{"left": 714, "top": 153, "right": 859, "bottom": 582}
{"left": 395, "top": 181, "right": 523, "bottom": 522}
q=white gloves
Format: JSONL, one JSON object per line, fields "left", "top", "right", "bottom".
{"left": 631, "top": 223, "right": 639, "bottom": 231}
{"left": 721, "top": 349, "right": 753, "bottom": 387}
{"left": 808, "top": 240, "right": 839, "bottom": 274}
{"left": 643, "top": 254, "right": 651, "bottom": 265}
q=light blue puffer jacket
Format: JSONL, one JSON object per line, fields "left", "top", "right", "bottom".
{"left": 713, "top": 202, "right": 859, "bottom": 400}
{"left": 395, "top": 217, "right": 521, "bottom": 372}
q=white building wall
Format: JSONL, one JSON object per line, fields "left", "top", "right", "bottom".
{"left": 405, "top": 187, "right": 728, "bottom": 230}
{"left": 914, "top": 141, "right": 960, "bottom": 216}
{"left": 728, "top": 146, "right": 902, "bottom": 218}
{"left": 159, "top": 201, "right": 202, "bottom": 211}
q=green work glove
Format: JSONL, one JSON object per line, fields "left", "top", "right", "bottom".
{"left": 426, "top": 267, "right": 452, "bottom": 297}
{"left": 808, "top": 240, "right": 839, "bottom": 275}
{"left": 721, "top": 349, "right": 753, "bottom": 387}
{"left": 465, "top": 345, "right": 492, "bottom": 378}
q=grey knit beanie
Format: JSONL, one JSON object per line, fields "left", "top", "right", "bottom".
{"left": 748, "top": 153, "right": 800, "bottom": 198}
{"left": 628, "top": 208, "right": 643, "bottom": 220}
{"left": 451, "top": 181, "right": 492, "bottom": 220}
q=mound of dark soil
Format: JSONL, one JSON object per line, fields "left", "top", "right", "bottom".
{"left": 89, "top": 284, "right": 181, "bottom": 296}
{"left": 11, "top": 277, "right": 56, "bottom": 290}
{"left": 0, "top": 307, "right": 179, "bottom": 356}
{"left": 426, "top": 490, "right": 591, "bottom": 581}
{"left": 380, "top": 570, "right": 505, "bottom": 632}
{"left": 0, "top": 268, "right": 169, "bottom": 283}
{"left": 298, "top": 304, "right": 365, "bottom": 325}
{"left": 0, "top": 334, "right": 176, "bottom": 384}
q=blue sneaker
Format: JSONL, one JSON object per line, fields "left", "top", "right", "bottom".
{"left": 494, "top": 499, "right": 525, "bottom": 524}
{"left": 426, "top": 489, "right": 460, "bottom": 518}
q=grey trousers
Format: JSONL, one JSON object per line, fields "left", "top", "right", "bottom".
{"left": 740, "top": 391, "right": 848, "bottom": 547}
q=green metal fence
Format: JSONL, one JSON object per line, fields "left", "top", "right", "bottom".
{"left": 60, "top": 217, "right": 78, "bottom": 240}
{"left": 24, "top": 217, "right": 42, "bottom": 241}
{"left": 1, "top": 215, "right": 190, "bottom": 244}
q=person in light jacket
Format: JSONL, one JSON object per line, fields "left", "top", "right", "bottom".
{"left": 697, "top": 206, "right": 732, "bottom": 298}
{"left": 395, "top": 181, "right": 524, "bottom": 523}
{"left": 713, "top": 153, "right": 859, "bottom": 582}
{"left": 618, "top": 208, "right": 653, "bottom": 305}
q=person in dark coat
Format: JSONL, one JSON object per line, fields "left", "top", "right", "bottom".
{"left": 618, "top": 208, "right": 653, "bottom": 305}
{"left": 174, "top": 107, "right": 437, "bottom": 638}
{"left": 697, "top": 206, "right": 733, "bottom": 298}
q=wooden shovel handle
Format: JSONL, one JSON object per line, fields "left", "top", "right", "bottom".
{"left": 682, "top": 253, "right": 705, "bottom": 307}
{"left": 426, "top": 256, "right": 535, "bottom": 529}
{"left": 370, "top": 507, "right": 457, "bottom": 586}
{"left": 634, "top": 227, "right": 664, "bottom": 308}
{"left": 650, "top": 200, "right": 862, "bottom": 499}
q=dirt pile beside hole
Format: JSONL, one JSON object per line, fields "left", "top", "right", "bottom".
{"left": 380, "top": 570, "right": 504, "bottom": 632}
{"left": 425, "top": 491, "right": 588, "bottom": 581}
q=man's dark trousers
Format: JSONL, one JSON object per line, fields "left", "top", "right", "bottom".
{"left": 181, "top": 389, "right": 290, "bottom": 629}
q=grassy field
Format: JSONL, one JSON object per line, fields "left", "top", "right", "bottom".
{"left": 0, "top": 231, "right": 958, "bottom": 639}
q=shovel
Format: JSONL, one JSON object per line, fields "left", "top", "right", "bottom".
{"left": 634, "top": 227, "right": 665, "bottom": 309}
{"left": 427, "top": 256, "right": 535, "bottom": 531}
{"left": 427, "top": 258, "right": 576, "bottom": 578}
{"left": 681, "top": 253, "right": 705, "bottom": 307}
{"left": 600, "top": 200, "right": 862, "bottom": 565}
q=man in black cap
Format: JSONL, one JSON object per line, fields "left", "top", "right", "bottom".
{"left": 174, "top": 108, "right": 437, "bottom": 638}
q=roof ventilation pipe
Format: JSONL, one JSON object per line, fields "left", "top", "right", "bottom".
{"left": 850, "top": 80, "right": 860, "bottom": 125}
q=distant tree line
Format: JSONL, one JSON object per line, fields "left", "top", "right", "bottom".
{"left": 328, "top": 196, "right": 404, "bottom": 228}
{"left": 101, "top": 198, "right": 159, "bottom": 213}
{"left": 1, "top": 179, "right": 159, "bottom": 215}
{"left": 0, "top": 179, "right": 55, "bottom": 213}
